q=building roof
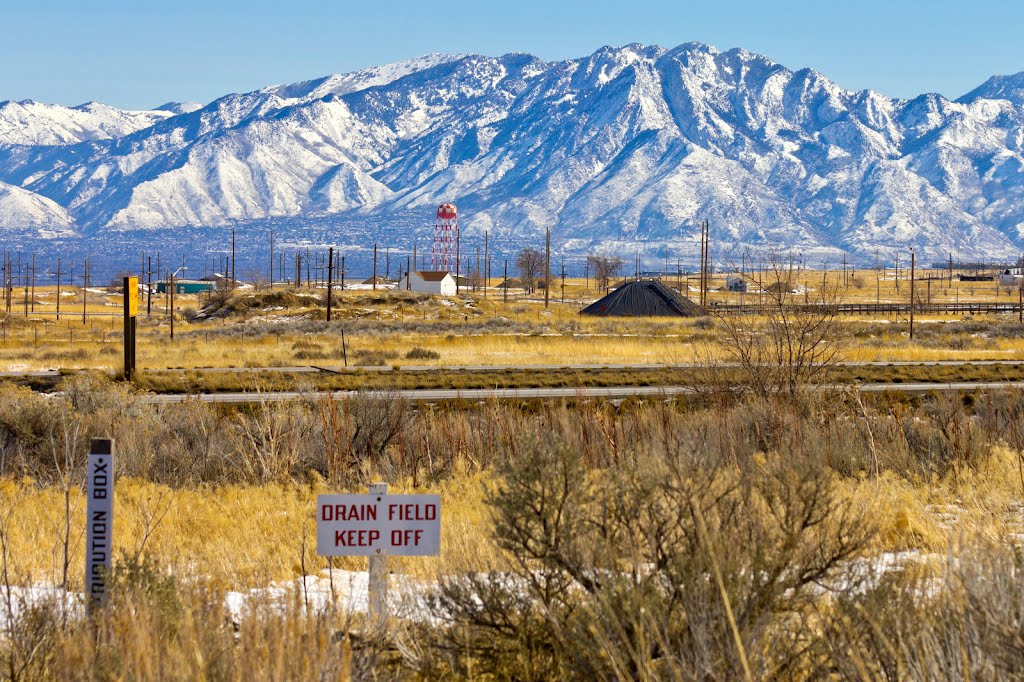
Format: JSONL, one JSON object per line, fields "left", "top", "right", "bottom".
{"left": 409, "top": 271, "right": 453, "bottom": 282}
{"left": 580, "top": 280, "right": 703, "bottom": 317}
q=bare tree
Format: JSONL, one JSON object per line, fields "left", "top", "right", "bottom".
{"left": 714, "top": 253, "right": 843, "bottom": 398}
{"left": 516, "top": 247, "right": 544, "bottom": 294}
{"left": 587, "top": 255, "right": 624, "bottom": 293}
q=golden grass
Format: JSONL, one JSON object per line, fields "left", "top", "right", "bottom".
{"left": 2, "top": 276, "right": 1024, "bottom": 375}
{"left": 4, "top": 439, "right": 1022, "bottom": 593}
{"left": 1, "top": 470, "right": 496, "bottom": 591}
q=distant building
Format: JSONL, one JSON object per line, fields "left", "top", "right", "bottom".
{"left": 999, "top": 270, "right": 1023, "bottom": 287}
{"left": 155, "top": 279, "right": 215, "bottom": 294}
{"left": 726, "top": 276, "right": 748, "bottom": 292}
{"left": 398, "top": 271, "right": 457, "bottom": 296}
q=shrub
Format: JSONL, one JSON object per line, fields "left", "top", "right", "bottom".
{"left": 404, "top": 347, "right": 440, "bottom": 360}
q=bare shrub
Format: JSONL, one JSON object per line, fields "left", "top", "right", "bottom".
{"left": 714, "top": 255, "right": 843, "bottom": 398}
{"left": 426, "top": 432, "right": 875, "bottom": 679}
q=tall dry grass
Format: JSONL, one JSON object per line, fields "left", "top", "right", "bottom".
{"left": 0, "top": 375, "right": 1023, "bottom": 677}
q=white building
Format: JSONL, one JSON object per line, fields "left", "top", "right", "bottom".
{"left": 1000, "top": 269, "right": 1023, "bottom": 287}
{"left": 725, "top": 276, "right": 747, "bottom": 292}
{"left": 398, "top": 270, "right": 458, "bottom": 296}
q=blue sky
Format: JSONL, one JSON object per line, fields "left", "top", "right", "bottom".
{"left": 3, "top": 0, "right": 1023, "bottom": 109}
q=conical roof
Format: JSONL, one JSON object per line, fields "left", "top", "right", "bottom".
{"left": 580, "top": 280, "right": 703, "bottom": 317}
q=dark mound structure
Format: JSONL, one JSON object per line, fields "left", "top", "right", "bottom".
{"left": 581, "top": 280, "right": 703, "bottom": 317}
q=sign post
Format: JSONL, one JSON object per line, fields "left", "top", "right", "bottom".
{"left": 123, "top": 276, "right": 138, "bottom": 381}
{"left": 317, "top": 483, "right": 440, "bottom": 627}
{"left": 86, "top": 438, "right": 114, "bottom": 614}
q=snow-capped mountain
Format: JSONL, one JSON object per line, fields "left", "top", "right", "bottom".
{"left": 2, "top": 43, "right": 1024, "bottom": 261}
{"left": 0, "top": 181, "right": 75, "bottom": 234}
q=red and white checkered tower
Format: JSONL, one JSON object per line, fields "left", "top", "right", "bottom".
{"left": 431, "top": 203, "right": 459, "bottom": 272}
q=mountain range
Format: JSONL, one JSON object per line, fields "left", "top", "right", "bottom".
{"left": 2, "top": 44, "right": 1024, "bottom": 262}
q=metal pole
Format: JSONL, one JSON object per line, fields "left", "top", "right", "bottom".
{"left": 368, "top": 482, "right": 388, "bottom": 628}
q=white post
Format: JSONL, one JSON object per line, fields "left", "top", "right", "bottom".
{"left": 86, "top": 438, "right": 114, "bottom": 615}
{"left": 367, "top": 482, "right": 388, "bottom": 627}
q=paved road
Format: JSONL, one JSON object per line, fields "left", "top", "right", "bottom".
{"left": 139, "top": 381, "right": 1024, "bottom": 405}
{"left": 7, "top": 359, "right": 1024, "bottom": 380}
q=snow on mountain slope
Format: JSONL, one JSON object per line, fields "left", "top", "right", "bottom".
{"left": 0, "top": 100, "right": 177, "bottom": 147}
{"left": 0, "top": 181, "right": 75, "bottom": 232}
{"left": 959, "top": 72, "right": 1024, "bottom": 107}
{"left": 2, "top": 45, "right": 1024, "bottom": 261}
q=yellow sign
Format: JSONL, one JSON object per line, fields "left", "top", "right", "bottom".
{"left": 126, "top": 276, "right": 139, "bottom": 317}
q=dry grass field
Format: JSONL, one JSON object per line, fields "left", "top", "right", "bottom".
{"left": 2, "top": 375, "right": 1024, "bottom": 677}
{"left": 2, "top": 271, "right": 1024, "bottom": 678}
{"left": 0, "top": 267, "right": 1022, "bottom": 380}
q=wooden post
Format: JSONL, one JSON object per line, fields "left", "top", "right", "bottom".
{"left": 503, "top": 260, "right": 508, "bottom": 304}
{"left": 326, "top": 247, "right": 334, "bottom": 322}
{"left": 341, "top": 255, "right": 345, "bottom": 292}
{"left": 484, "top": 231, "right": 489, "bottom": 298}
{"left": 341, "top": 327, "right": 348, "bottom": 367}
{"left": 231, "top": 227, "right": 236, "bottom": 290}
{"left": 270, "top": 229, "right": 274, "bottom": 290}
{"left": 123, "top": 276, "right": 137, "bottom": 381}
{"left": 56, "top": 257, "right": 62, "bottom": 321}
{"left": 406, "top": 256, "right": 411, "bottom": 291}
{"left": 373, "top": 244, "right": 378, "bottom": 291}
{"left": 368, "top": 482, "right": 388, "bottom": 627}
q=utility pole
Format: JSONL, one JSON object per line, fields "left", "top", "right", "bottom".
{"left": 326, "top": 247, "right": 334, "bottom": 322}
{"left": 82, "top": 257, "right": 89, "bottom": 324}
{"left": 484, "top": 231, "right": 489, "bottom": 297}
{"left": 560, "top": 257, "right": 565, "bottom": 303}
{"left": 909, "top": 249, "right": 916, "bottom": 341}
{"left": 22, "top": 254, "right": 29, "bottom": 317}
{"left": 341, "top": 255, "right": 345, "bottom": 292}
{"left": 373, "top": 244, "right": 378, "bottom": 291}
{"left": 270, "top": 229, "right": 274, "bottom": 290}
{"left": 56, "top": 257, "right": 62, "bottom": 321}
{"left": 30, "top": 253, "right": 35, "bottom": 313}
{"left": 406, "top": 256, "right": 411, "bottom": 291}
{"left": 544, "top": 227, "right": 550, "bottom": 308}
{"left": 169, "top": 272, "right": 175, "bottom": 340}
{"left": 503, "top": 260, "right": 508, "bottom": 304}
{"left": 147, "top": 256, "right": 153, "bottom": 315}
{"left": 231, "top": 227, "right": 236, "bottom": 289}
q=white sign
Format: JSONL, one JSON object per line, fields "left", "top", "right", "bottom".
{"left": 86, "top": 438, "right": 114, "bottom": 609}
{"left": 316, "top": 493, "right": 440, "bottom": 556}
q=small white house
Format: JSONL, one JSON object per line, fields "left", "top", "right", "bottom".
{"left": 1000, "top": 269, "right": 1023, "bottom": 287}
{"left": 398, "top": 270, "right": 458, "bottom": 296}
{"left": 725, "top": 276, "right": 748, "bottom": 292}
